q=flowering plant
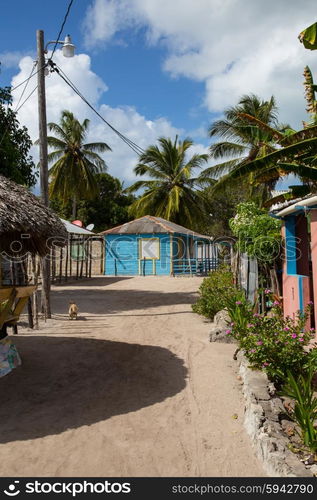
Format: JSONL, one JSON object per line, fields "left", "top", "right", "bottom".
{"left": 228, "top": 302, "right": 314, "bottom": 383}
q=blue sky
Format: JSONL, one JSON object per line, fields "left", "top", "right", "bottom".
{"left": 1, "top": 0, "right": 317, "bottom": 188}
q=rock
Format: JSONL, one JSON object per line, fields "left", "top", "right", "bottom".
{"left": 209, "top": 309, "right": 235, "bottom": 343}
{"left": 237, "top": 353, "right": 314, "bottom": 477}
{"left": 310, "top": 464, "right": 317, "bottom": 476}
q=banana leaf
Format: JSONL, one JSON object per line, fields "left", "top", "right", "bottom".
{"left": 299, "top": 22, "right": 317, "bottom": 50}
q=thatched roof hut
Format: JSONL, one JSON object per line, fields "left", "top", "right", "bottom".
{"left": 0, "top": 175, "right": 67, "bottom": 256}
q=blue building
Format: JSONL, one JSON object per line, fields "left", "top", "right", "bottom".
{"left": 101, "top": 215, "right": 215, "bottom": 276}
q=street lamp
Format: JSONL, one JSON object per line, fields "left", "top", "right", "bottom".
{"left": 45, "top": 35, "right": 76, "bottom": 58}
{"left": 36, "top": 29, "right": 75, "bottom": 319}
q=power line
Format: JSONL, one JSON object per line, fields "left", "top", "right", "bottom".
{"left": 0, "top": 83, "right": 38, "bottom": 147}
{"left": 50, "top": 0, "right": 75, "bottom": 59}
{"left": 0, "top": 62, "right": 39, "bottom": 146}
{"left": 10, "top": 65, "right": 40, "bottom": 92}
{"left": 14, "top": 61, "right": 37, "bottom": 111}
{"left": 15, "top": 84, "right": 38, "bottom": 113}
{"left": 50, "top": 61, "right": 145, "bottom": 155}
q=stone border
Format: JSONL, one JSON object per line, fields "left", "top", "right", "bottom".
{"left": 236, "top": 351, "right": 313, "bottom": 477}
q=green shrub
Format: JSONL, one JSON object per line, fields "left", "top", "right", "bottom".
{"left": 228, "top": 302, "right": 313, "bottom": 383}
{"left": 224, "top": 293, "right": 254, "bottom": 333}
{"left": 281, "top": 364, "right": 317, "bottom": 452}
{"left": 192, "top": 267, "right": 242, "bottom": 320}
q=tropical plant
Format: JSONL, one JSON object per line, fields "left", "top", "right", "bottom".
{"left": 200, "top": 94, "right": 291, "bottom": 203}
{"left": 36, "top": 110, "right": 111, "bottom": 218}
{"left": 228, "top": 301, "right": 314, "bottom": 383}
{"left": 208, "top": 69, "right": 317, "bottom": 197}
{"left": 229, "top": 201, "right": 281, "bottom": 264}
{"left": 127, "top": 136, "right": 209, "bottom": 228}
{"left": 50, "top": 172, "right": 135, "bottom": 232}
{"left": 0, "top": 87, "right": 36, "bottom": 187}
{"left": 192, "top": 266, "right": 242, "bottom": 320}
{"left": 281, "top": 364, "right": 317, "bottom": 452}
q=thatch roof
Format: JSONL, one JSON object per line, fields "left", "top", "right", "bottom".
{"left": 100, "top": 215, "right": 211, "bottom": 240}
{"left": 0, "top": 175, "right": 67, "bottom": 256}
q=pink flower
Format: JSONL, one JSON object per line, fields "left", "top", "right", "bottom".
{"left": 225, "top": 329, "right": 231, "bottom": 335}
{"left": 273, "top": 300, "right": 280, "bottom": 306}
{"left": 291, "top": 334, "right": 297, "bottom": 339}
{"left": 250, "top": 349, "right": 256, "bottom": 353}
{"left": 265, "top": 289, "right": 271, "bottom": 294}
{"left": 308, "top": 301, "right": 314, "bottom": 305}
{"left": 256, "top": 341, "right": 263, "bottom": 346}
{"left": 284, "top": 327, "right": 290, "bottom": 331}
{"left": 310, "top": 328, "right": 315, "bottom": 332}
{"left": 235, "top": 301, "right": 242, "bottom": 305}
{"left": 247, "top": 323, "right": 254, "bottom": 328}
{"left": 253, "top": 313, "right": 260, "bottom": 317}
{"left": 262, "top": 362, "right": 269, "bottom": 367}
{"left": 299, "top": 338, "right": 304, "bottom": 342}
{"left": 230, "top": 322, "right": 235, "bottom": 326}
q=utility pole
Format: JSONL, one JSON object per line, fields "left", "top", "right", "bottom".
{"left": 37, "top": 29, "right": 51, "bottom": 318}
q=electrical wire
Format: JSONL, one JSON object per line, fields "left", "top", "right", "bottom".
{"left": 10, "top": 65, "right": 39, "bottom": 92}
{"left": 15, "top": 84, "right": 38, "bottom": 113}
{"left": 14, "top": 61, "right": 37, "bottom": 111}
{"left": 50, "top": 61, "right": 145, "bottom": 155}
{"left": 0, "top": 61, "right": 39, "bottom": 146}
{"left": 50, "top": 0, "right": 75, "bottom": 59}
{"left": 0, "top": 83, "right": 38, "bottom": 147}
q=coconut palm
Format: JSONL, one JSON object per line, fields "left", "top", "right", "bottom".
{"left": 36, "top": 110, "right": 111, "bottom": 218}
{"left": 200, "top": 94, "right": 292, "bottom": 203}
{"left": 127, "top": 136, "right": 209, "bottom": 228}
{"left": 209, "top": 70, "right": 317, "bottom": 201}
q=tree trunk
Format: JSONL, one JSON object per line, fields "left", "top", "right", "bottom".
{"left": 72, "top": 196, "right": 77, "bottom": 220}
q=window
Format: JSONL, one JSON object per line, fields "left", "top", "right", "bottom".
{"left": 139, "top": 238, "right": 160, "bottom": 260}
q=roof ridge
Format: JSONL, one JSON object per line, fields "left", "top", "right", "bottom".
{"left": 146, "top": 215, "right": 173, "bottom": 233}
{"left": 99, "top": 214, "right": 150, "bottom": 234}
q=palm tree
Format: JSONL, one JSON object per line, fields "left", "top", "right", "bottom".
{"left": 36, "top": 110, "right": 111, "bottom": 218}
{"left": 127, "top": 136, "right": 209, "bottom": 228}
{"left": 200, "top": 94, "right": 291, "bottom": 203}
{"left": 209, "top": 70, "right": 317, "bottom": 201}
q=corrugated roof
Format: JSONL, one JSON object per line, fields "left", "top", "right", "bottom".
{"left": 61, "top": 219, "right": 95, "bottom": 235}
{"left": 99, "top": 215, "right": 212, "bottom": 240}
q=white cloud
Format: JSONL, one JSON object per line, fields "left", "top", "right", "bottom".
{"left": 11, "top": 50, "right": 203, "bottom": 185}
{"left": 0, "top": 51, "right": 32, "bottom": 69}
{"left": 83, "top": 0, "right": 317, "bottom": 128}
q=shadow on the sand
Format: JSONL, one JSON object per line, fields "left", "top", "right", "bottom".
{"left": 53, "top": 276, "right": 133, "bottom": 287}
{"left": 0, "top": 335, "right": 187, "bottom": 443}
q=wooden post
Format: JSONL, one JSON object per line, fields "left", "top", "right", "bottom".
{"left": 59, "top": 246, "right": 63, "bottom": 283}
{"left": 37, "top": 29, "right": 51, "bottom": 318}
{"left": 170, "top": 234, "right": 174, "bottom": 276}
{"left": 89, "top": 239, "right": 92, "bottom": 278}
{"left": 65, "top": 236, "right": 69, "bottom": 282}
{"left": 76, "top": 238, "right": 79, "bottom": 280}
{"left": 69, "top": 235, "right": 73, "bottom": 279}
{"left": 100, "top": 238, "right": 104, "bottom": 275}
{"left": 31, "top": 255, "right": 39, "bottom": 330}
{"left": 80, "top": 238, "right": 84, "bottom": 278}
{"left": 85, "top": 238, "right": 89, "bottom": 278}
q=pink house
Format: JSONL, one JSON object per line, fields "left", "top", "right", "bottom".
{"left": 273, "top": 195, "right": 317, "bottom": 329}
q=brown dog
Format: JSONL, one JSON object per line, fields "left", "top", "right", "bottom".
{"left": 68, "top": 301, "right": 78, "bottom": 320}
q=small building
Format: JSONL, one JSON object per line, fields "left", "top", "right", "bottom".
{"left": 100, "top": 215, "right": 215, "bottom": 276}
{"left": 272, "top": 194, "right": 317, "bottom": 329}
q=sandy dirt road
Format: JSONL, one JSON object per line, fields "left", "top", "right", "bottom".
{"left": 0, "top": 276, "right": 264, "bottom": 477}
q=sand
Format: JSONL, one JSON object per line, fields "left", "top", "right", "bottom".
{"left": 0, "top": 276, "right": 264, "bottom": 477}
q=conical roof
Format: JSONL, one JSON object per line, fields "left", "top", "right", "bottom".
{"left": 0, "top": 175, "right": 67, "bottom": 256}
{"left": 100, "top": 215, "right": 211, "bottom": 239}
